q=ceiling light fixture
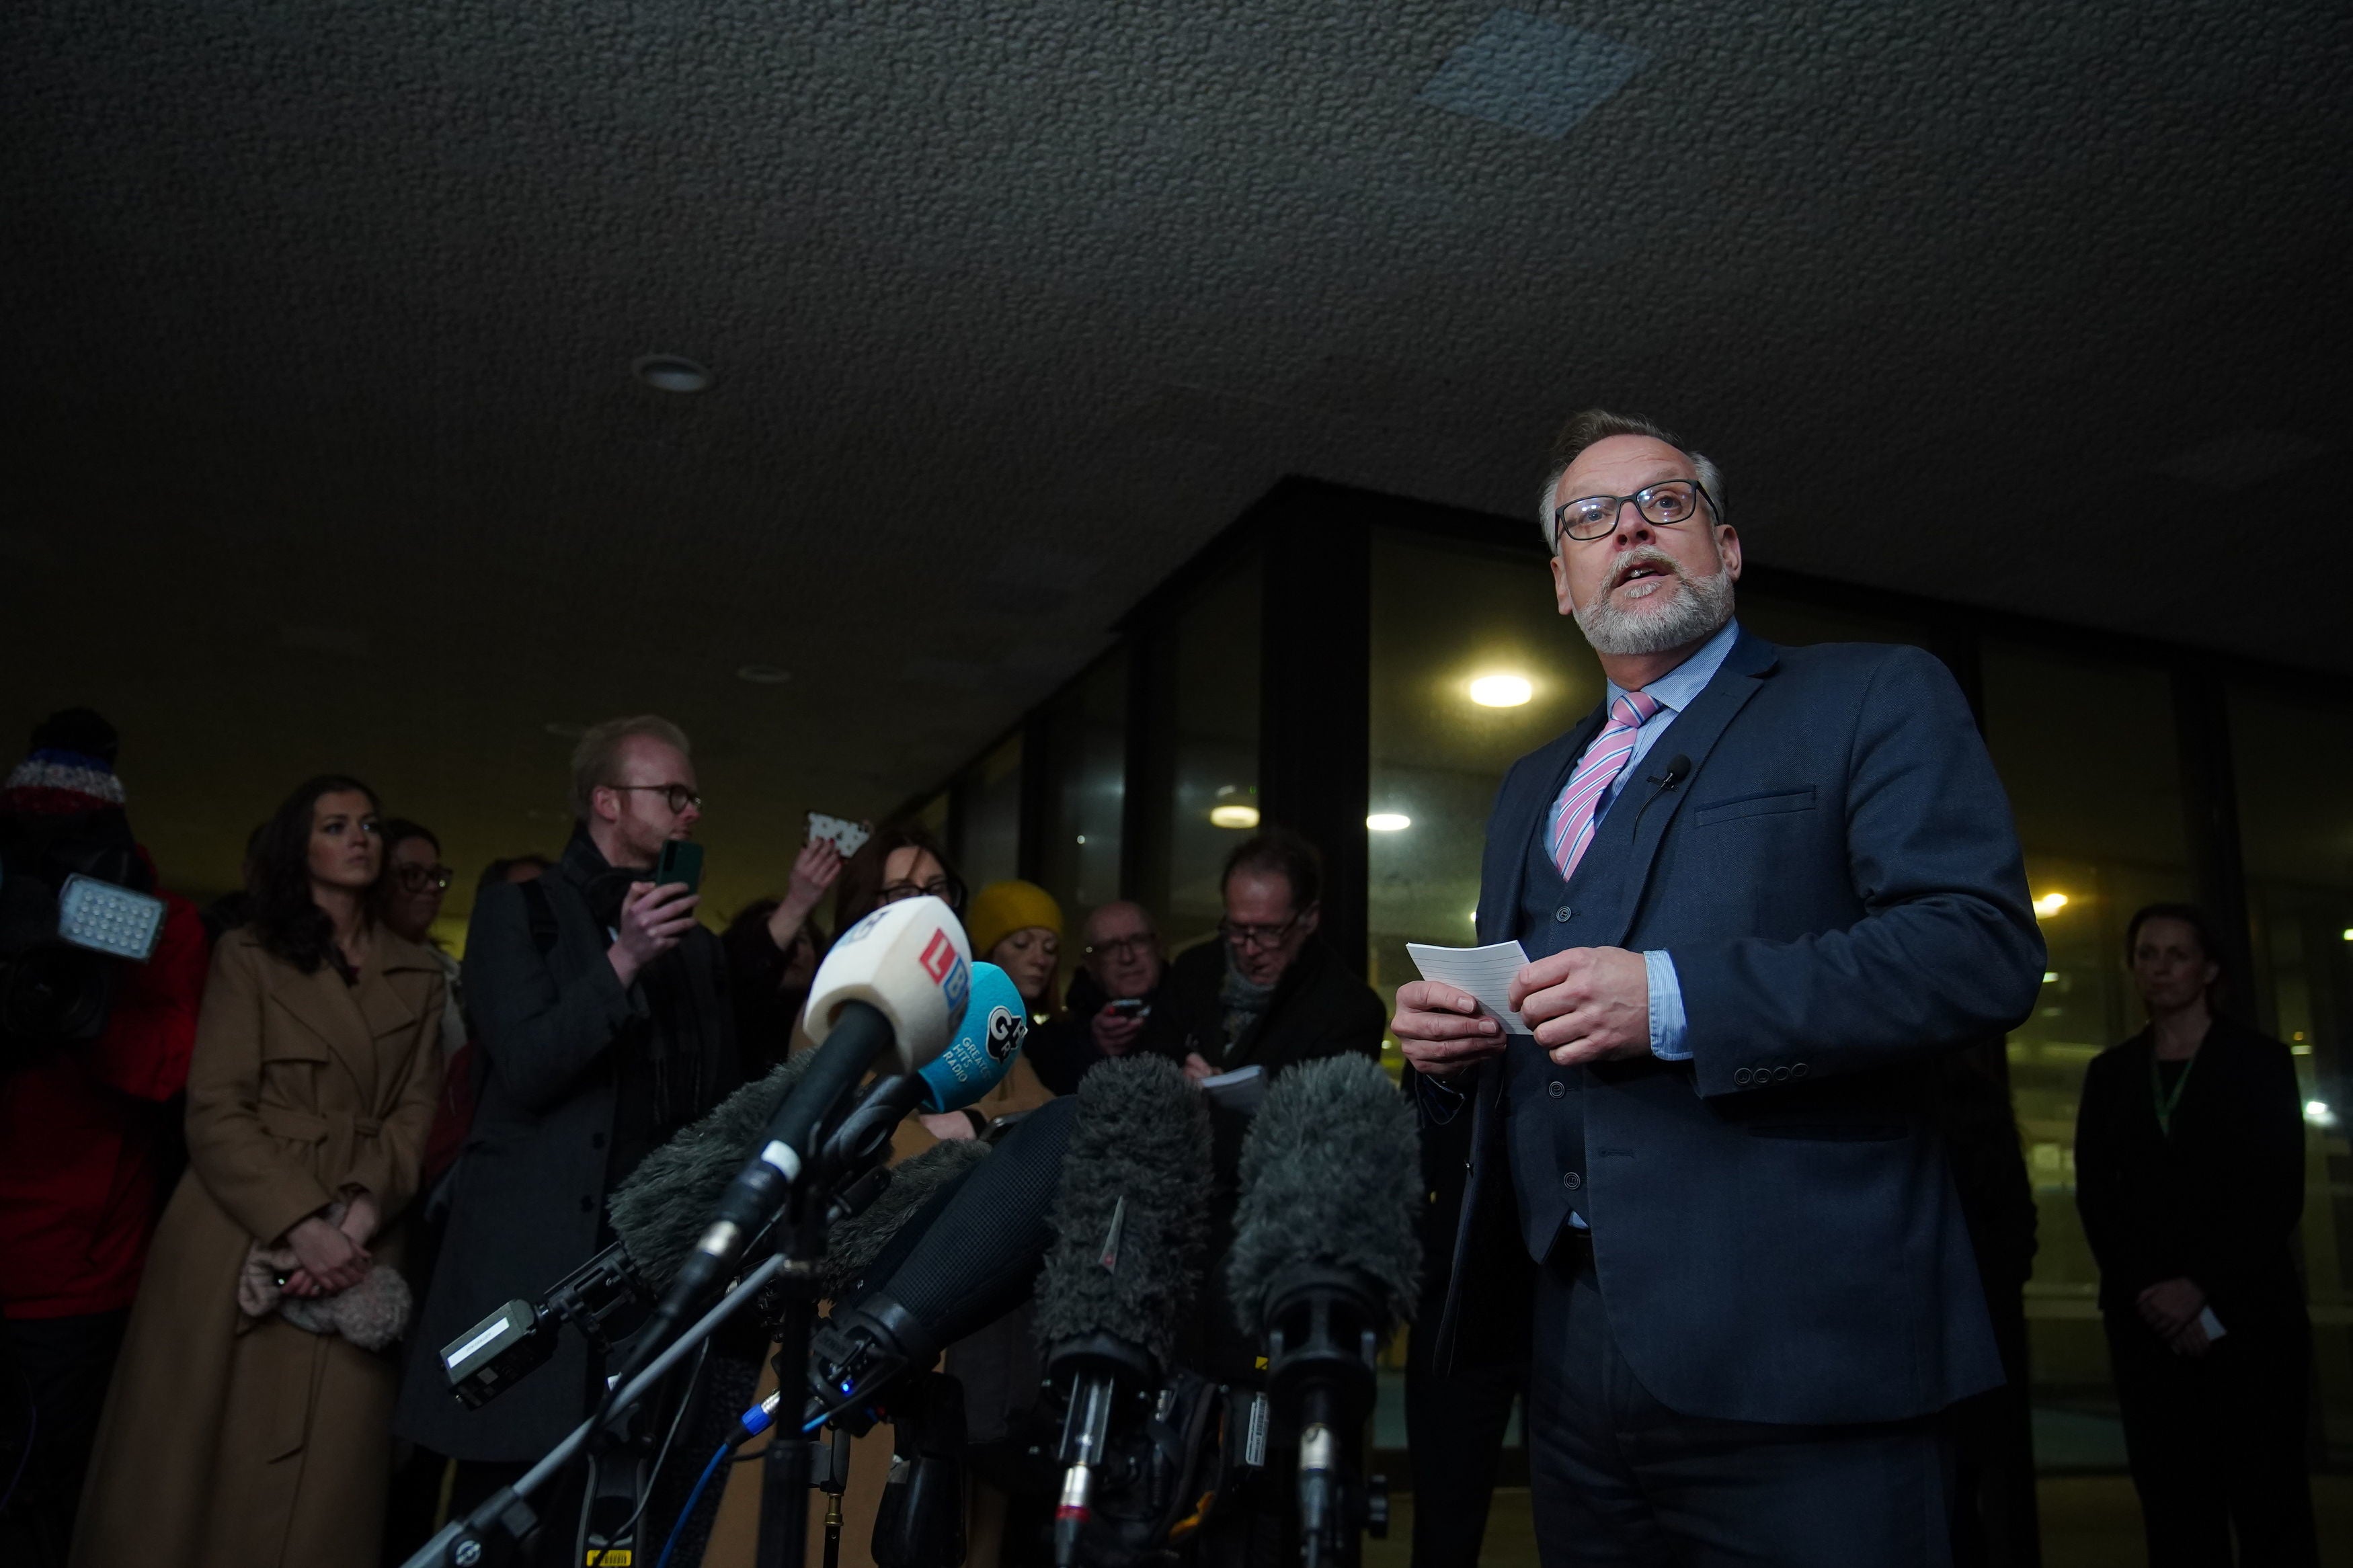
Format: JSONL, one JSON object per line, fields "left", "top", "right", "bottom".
{"left": 633, "top": 354, "right": 712, "bottom": 393}
{"left": 735, "top": 663, "right": 791, "bottom": 684}
{"left": 1209, "top": 804, "right": 1261, "bottom": 830}
{"left": 2032, "top": 893, "right": 2070, "bottom": 918}
{"left": 1468, "top": 673, "right": 1533, "bottom": 708}
{"left": 1367, "top": 813, "right": 1412, "bottom": 831}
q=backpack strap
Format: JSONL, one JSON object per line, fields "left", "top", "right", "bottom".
{"left": 518, "top": 874, "right": 560, "bottom": 957}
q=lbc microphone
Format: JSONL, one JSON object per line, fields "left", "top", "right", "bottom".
{"left": 1033, "top": 1055, "right": 1211, "bottom": 1568}
{"left": 615, "top": 897, "right": 969, "bottom": 1392}
{"left": 1226, "top": 1055, "right": 1421, "bottom": 1568}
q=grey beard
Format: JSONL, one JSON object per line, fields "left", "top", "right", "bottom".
{"left": 1574, "top": 560, "right": 1737, "bottom": 656}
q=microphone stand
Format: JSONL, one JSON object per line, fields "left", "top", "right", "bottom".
{"left": 756, "top": 1071, "right": 929, "bottom": 1568}
{"left": 401, "top": 1251, "right": 795, "bottom": 1568}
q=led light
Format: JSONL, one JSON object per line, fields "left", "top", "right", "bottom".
{"left": 2342, "top": 928, "right": 2352, "bottom": 942}
{"left": 2042, "top": 971, "right": 2059, "bottom": 983}
{"left": 1367, "top": 813, "right": 1412, "bottom": 832}
{"left": 2032, "top": 893, "right": 2069, "bottom": 918}
{"left": 1468, "top": 674, "right": 1533, "bottom": 708}
{"left": 2305, "top": 1100, "right": 2337, "bottom": 1128}
{"left": 1209, "top": 804, "right": 1261, "bottom": 830}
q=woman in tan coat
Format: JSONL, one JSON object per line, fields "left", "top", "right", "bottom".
{"left": 73, "top": 775, "right": 443, "bottom": 1568}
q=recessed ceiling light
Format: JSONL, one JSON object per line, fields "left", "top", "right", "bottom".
{"left": 735, "top": 663, "right": 791, "bottom": 684}
{"left": 1209, "top": 804, "right": 1261, "bottom": 829}
{"left": 1468, "top": 674, "right": 1533, "bottom": 707}
{"left": 1367, "top": 813, "right": 1412, "bottom": 831}
{"left": 2032, "top": 893, "right": 2069, "bottom": 917}
{"left": 633, "top": 354, "right": 712, "bottom": 394}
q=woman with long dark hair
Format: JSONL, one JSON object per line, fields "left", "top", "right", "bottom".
{"left": 74, "top": 776, "right": 446, "bottom": 1568}
{"left": 2073, "top": 903, "right": 2317, "bottom": 1567}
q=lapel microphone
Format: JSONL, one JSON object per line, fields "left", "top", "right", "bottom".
{"left": 1630, "top": 754, "right": 1693, "bottom": 838}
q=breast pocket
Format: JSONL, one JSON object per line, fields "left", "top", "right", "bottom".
{"left": 1691, "top": 786, "right": 1818, "bottom": 827}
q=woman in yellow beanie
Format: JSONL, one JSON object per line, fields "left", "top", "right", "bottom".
{"left": 965, "top": 878, "right": 1064, "bottom": 1024}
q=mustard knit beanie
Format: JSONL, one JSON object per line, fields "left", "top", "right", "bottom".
{"left": 965, "top": 879, "right": 1064, "bottom": 960}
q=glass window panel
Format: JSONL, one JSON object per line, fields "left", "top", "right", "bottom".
{"left": 1732, "top": 592, "right": 1940, "bottom": 653}
{"left": 1981, "top": 642, "right": 2193, "bottom": 1452}
{"left": 1367, "top": 531, "right": 1605, "bottom": 1068}
{"left": 1164, "top": 551, "right": 1261, "bottom": 952}
{"left": 2231, "top": 684, "right": 2353, "bottom": 1462}
{"left": 1033, "top": 650, "right": 1128, "bottom": 991}
{"left": 959, "top": 733, "right": 1022, "bottom": 893}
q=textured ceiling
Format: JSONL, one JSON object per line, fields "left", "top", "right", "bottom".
{"left": 5, "top": 1, "right": 2350, "bottom": 919}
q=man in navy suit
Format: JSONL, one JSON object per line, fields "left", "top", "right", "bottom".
{"left": 1392, "top": 409, "right": 2046, "bottom": 1565}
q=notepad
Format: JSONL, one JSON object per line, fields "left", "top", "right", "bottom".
{"left": 1197, "top": 1064, "right": 1267, "bottom": 1114}
{"left": 1405, "top": 940, "right": 1534, "bottom": 1034}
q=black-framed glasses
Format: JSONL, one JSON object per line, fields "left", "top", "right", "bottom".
{"left": 1552, "top": 479, "right": 1714, "bottom": 546}
{"left": 395, "top": 864, "right": 453, "bottom": 893}
{"left": 1218, "top": 911, "right": 1309, "bottom": 952}
{"left": 879, "top": 875, "right": 966, "bottom": 914}
{"left": 1086, "top": 934, "right": 1158, "bottom": 960}
{"left": 606, "top": 783, "right": 702, "bottom": 815}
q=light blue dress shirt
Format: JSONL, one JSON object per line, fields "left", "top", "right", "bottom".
{"left": 1593, "top": 616, "right": 1741, "bottom": 1063}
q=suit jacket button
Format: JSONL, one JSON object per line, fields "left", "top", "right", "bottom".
{"left": 1554, "top": 904, "right": 1573, "bottom": 922}
{"left": 1548, "top": 1080, "right": 1566, "bottom": 1099}
{"left": 1771, "top": 1065, "right": 1791, "bottom": 1082}
{"left": 591, "top": 1132, "right": 607, "bottom": 1150}
{"left": 1733, "top": 1067, "right": 1753, "bottom": 1085}
{"left": 577, "top": 1195, "right": 594, "bottom": 1214}
{"left": 1562, "top": 1171, "right": 1583, "bottom": 1191}
{"left": 1791, "top": 1062, "right": 1809, "bottom": 1078}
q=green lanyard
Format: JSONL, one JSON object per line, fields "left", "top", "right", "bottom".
{"left": 2151, "top": 1050, "right": 2200, "bottom": 1138}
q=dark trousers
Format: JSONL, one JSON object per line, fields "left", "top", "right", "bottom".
{"left": 0, "top": 1310, "right": 128, "bottom": 1568}
{"left": 1404, "top": 1362, "right": 1520, "bottom": 1568}
{"left": 2104, "top": 1309, "right": 2317, "bottom": 1568}
{"left": 1527, "top": 1249, "right": 1952, "bottom": 1568}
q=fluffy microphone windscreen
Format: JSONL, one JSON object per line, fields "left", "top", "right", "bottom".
{"left": 607, "top": 1050, "right": 821, "bottom": 1292}
{"left": 817, "top": 1138, "right": 992, "bottom": 1301}
{"left": 1226, "top": 1054, "right": 1422, "bottom": 1341}
{"left": 1032, "top": 1055, "right": 1211, "bottom": 1370}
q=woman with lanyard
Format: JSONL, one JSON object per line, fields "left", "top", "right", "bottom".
{"left": 2073, "top": 903, "right": 2317, "bottom": 1567}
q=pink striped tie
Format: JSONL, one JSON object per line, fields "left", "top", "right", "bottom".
{"left": 1547, "top": 691, "right": 1663, "bottom": 881}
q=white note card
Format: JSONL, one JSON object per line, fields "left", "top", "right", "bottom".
{"left": 2198, "top": 1306, "right": 2227, "bottom": 1342}
{"left": 1405, "top": 940, "right": 1534, "bottom": 1034}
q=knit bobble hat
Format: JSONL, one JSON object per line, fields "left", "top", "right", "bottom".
{"left": 965, "top": 879, "right": 1064, "bottom": 960}
{"left": 3, "top": 708, "right": 126, "bottom": 816}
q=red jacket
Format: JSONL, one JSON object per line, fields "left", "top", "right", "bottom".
{"left": 0, "top": 887, "right": 207, "bottom": 1317}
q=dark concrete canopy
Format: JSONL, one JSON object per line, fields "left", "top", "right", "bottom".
{"left": 5, "top": 0, "right": 2347, "bottom": 917}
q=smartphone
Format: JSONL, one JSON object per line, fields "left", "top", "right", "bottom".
{"left": 653, "top": 838, "right": 704, "bottom": 897}
{"left": 1106, "top": 997, "right": 1150, "bottom": 1020}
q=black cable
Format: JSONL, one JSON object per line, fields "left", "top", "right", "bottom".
{"left": 586, "top": 1338, "right": 711, "bottom": 1561}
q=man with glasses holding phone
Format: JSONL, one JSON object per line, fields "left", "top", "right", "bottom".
{"left": 1390, "top": 410, "right": 2044, "bottom": 1565}
{"left": 395, "top": 715, "right": 750, "bottom": 1544}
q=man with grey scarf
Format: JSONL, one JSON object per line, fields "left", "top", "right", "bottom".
{"left": 393, "top": 715, "right": 759, "bottom": 1557}
{"left": 1163, "top": 828, "right": 1386, "bottom": 1085}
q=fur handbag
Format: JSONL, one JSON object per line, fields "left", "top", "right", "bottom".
{"left": 237, "top": 1202, "right": 413, "bottom": 1351}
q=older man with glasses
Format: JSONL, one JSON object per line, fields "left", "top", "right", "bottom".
{"left": 1391, "top": 409, "right": 2045, "bottom": 1567}
{"left": 1160, "top": 827, "right": 1386, "bottom": 1086}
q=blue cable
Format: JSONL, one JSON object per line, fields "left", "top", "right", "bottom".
{"left": 654, "top": 1444, "right": 731, "bottom": 1568}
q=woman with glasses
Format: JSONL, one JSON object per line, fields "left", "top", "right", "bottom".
{"left": 74, "top": 776, "right": 446, "bottom": 1568}
{"left": 831, "top": 824, "right": 1053, "bottom": 1142}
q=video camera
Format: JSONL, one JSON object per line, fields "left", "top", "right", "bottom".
{"left": 0, "top": 803, "right": 168, "bottom": 1063}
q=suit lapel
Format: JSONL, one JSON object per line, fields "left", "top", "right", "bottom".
{"left": 1478, "top": 709, "right": 1603, "bottom": 945}
{"left": 1577, "top": 630, "right": 1781, "bottom": 948}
